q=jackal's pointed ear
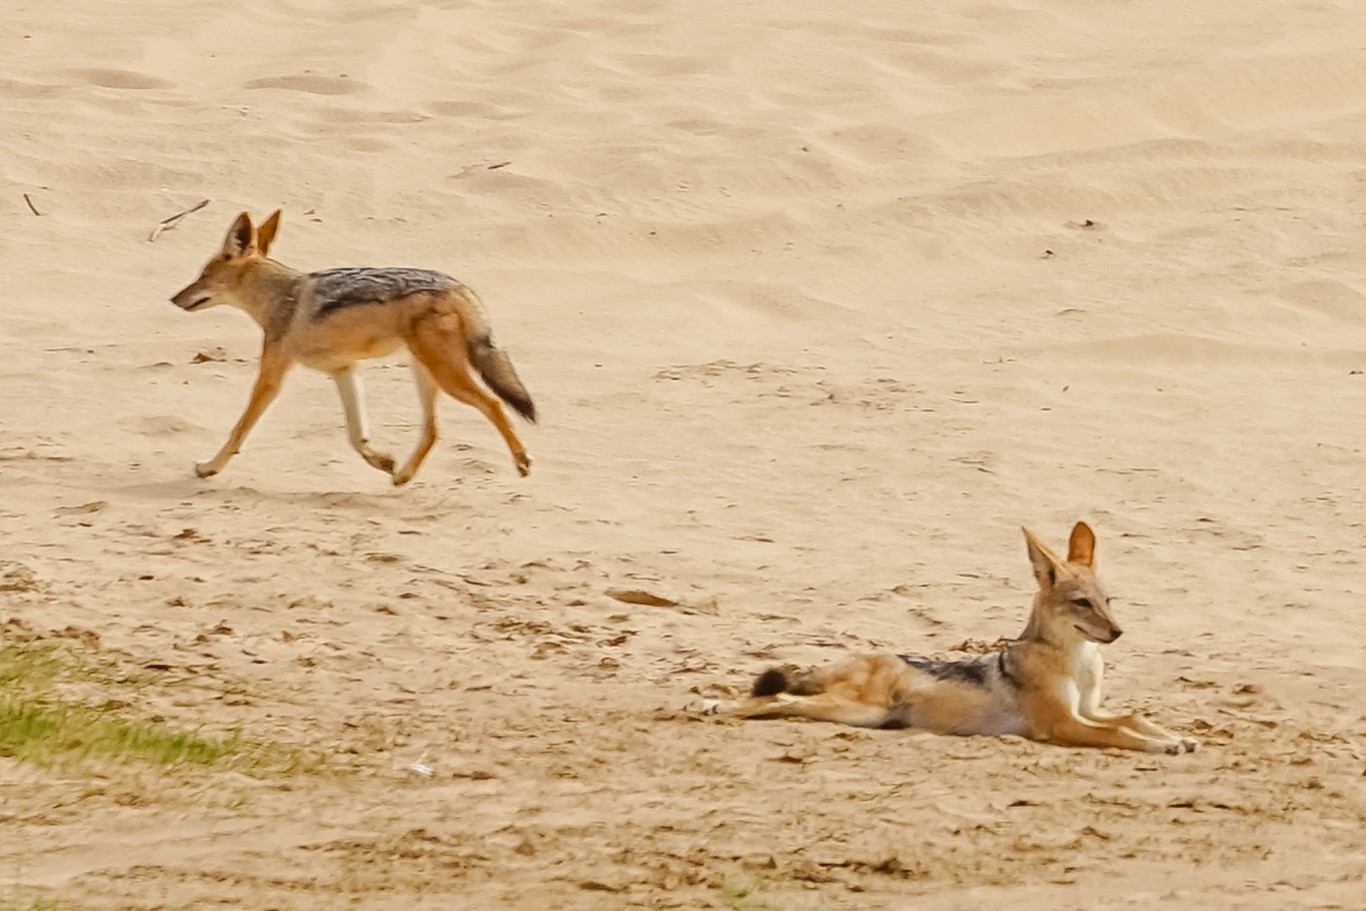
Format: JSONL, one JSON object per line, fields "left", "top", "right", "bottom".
{"left": 222, "top": 211, "right": 255, "bottom": 257}
{"left": 1023, "top": 527, "right": 1065, "bottom": 589}
{"left": 256, "top": 209, "right": 282, "bottom": 256}
{"left": 1067, "top": 521, "right": 1096, "bottom": 567}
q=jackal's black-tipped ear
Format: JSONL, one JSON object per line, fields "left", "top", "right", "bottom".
{"left": 1067, "top": 521, "right": 1096, "bottom": 567}
{"left": 222, "top": 211, "right": 255, "bottom": 257}
{"left": 256, "top": 209, "right": 282, "bottom": 256}
{"left": 1023, "top": 526, "right": 1064, "bottom": 589}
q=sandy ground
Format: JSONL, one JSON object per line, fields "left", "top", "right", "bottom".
{"left": 3, "top": 0, "right": 1364, "bottom": 907}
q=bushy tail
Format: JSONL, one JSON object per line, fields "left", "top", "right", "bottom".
{"left": 450, "top": 283, "right": 536, "bottom": 422}
{"left": 468, "top": 331, "right": 536, "bottom": 422}
{"left": 751, "top": 664, "right": 824, "bottom": 697}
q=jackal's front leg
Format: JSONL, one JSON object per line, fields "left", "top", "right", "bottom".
{"left": 331, "top": 367, "right": 395, "bottom": 476}
{"left": 196, "top": 349, "right": 292, "bottom": 478}
{"left": 1043, "top": 714, "right": 1197, "bottom": 754}
{"left": 1087, "top": 710, "right": 1199, "bottom": 753}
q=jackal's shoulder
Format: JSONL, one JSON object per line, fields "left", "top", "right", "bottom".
{"left": 306, "top": 267, "right": 460, "bottom": 319}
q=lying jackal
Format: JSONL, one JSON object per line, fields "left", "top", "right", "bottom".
{"left": 713, "top": 523, "right": 1199, "bottom": 754}
{"left": 171, "top": 210, "right": 535, "bottom": 485}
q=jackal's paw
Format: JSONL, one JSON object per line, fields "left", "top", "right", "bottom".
{"left": 365, "top": 452, "right": 396, "bottom": 474}
{"left": 1164, "top": 737, "right": 1200, "bottom": 755}
{"left": 514, "top": 452, "right": 532, "bottom": 477}
{"left": 391, "top": 468, "right": 415, "bottom": 487}
{"left": 194, "top": 462, "right": 220, "bottom": 479}
{"left": 691, "top": 698, "right": 723, "bottom": 716}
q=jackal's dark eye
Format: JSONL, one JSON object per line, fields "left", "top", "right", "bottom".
{"left": 1070, "top": 596, "right": 1093, "bottom": 609}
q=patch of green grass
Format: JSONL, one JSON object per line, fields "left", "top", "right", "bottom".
{"left": 720, "top": 875, "right": 773, "bottom": 911}
{"left": 0, "top": 642, "right": 295, "bottom": 773}
{"left": 0, "top": 698, "right": 243, "bottom": 768}
{"left": 0, "top": 895, "right": 83, "bottom": 911}
{"left": 0, "top": 643, "right": 61, "bottom": 688}
{"left": 718, "top": 874, "right": 834, "bottom": 911}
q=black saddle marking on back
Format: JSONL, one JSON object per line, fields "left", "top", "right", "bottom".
{"left": 310, "top": 267, "right": 457, "bottom": 319}
{"left": 899, "top": 654, "right": 992, "bottom": 688}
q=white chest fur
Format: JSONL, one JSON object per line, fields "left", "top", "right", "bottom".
{"left": 1069, "top": 641, "right": 1104, "bottom": 717}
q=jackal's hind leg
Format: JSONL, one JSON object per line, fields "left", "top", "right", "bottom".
{"left": 409, "top": 320, "right": 531, "bottom": 477}
{"left": 332, "top": 367, "right": 395, "bottom": 476}
{"left": 392, "top": 359, "right": 440, "bottom": 486}
{"left": 717, "top": 692, "right": 896, "bottom": 728}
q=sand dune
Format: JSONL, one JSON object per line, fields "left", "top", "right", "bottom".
{"left": 3, "top": 0, "right": 1364, "bottom": 907}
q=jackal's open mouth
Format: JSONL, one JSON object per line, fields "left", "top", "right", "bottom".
{"left": 178, "top": 294, "right": 212, "bottom": 311}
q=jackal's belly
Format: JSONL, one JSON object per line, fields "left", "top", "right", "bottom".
{"left": 295, "top": 334, "right": 405, "bottom": 372}
{"left": 892, "top": 654, "right": 1028, "bottom": 737}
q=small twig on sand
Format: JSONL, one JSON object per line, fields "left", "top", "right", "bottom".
{"left": 22, "top": 193, "right": 41, "bottom": 216}
{"left": 148, "top": 198, "right": 210, "bottom": 242}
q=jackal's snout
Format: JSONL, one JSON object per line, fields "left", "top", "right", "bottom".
{"left": 1073, "top": 613, "right": 1122, "bottom": 644}
{"left": 171, "top": 278, "right": 217, "bottom": 311}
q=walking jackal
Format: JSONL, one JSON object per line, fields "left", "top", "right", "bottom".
{"left": 171, "top": 210, "right": 535, "bottom": 485}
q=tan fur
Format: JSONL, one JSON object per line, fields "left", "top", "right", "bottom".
{"left": 714, "top": 522, "right": 1198, "bottom": 754}
{"left": 171, "top": 210, "right": 535, "bottom": 485}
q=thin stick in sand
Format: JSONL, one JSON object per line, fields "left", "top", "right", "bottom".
{"left": 148, "top": 198, "right": 211, "bottom": 242}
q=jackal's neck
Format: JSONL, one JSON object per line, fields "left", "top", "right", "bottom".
{"left": 235, "top": 259, "right": 303, "bottom": 330}
{"left": 1019, "top": 593, "right": 1065, "bottom": 648}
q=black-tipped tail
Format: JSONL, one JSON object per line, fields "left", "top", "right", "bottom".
{"left": 751, "top": 667, "right": 793, "bottom": 697}
{"left": 468, "top": 334, "right": 536, "bottom": 422}
{"left": 751, "top": 663, "right": 823, "bottom": 697}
